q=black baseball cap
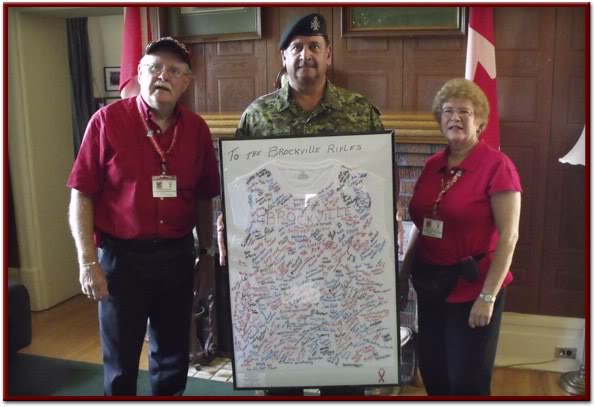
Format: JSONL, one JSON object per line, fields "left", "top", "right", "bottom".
{"left": 144, "top": 37, "right": 192, "bottom": 69}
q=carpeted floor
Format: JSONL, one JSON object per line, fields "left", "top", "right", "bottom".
{"left": 8, "top": 353, "right": 256, "bottom": 397}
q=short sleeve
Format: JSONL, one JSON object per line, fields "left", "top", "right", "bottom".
{"left": 235, "top": 110, "right": 251, "bottom": 138}
{"left": 370, "top": 104, "right": 384, "bottom": 131}
{"left": 488, "top": 154, "right": 523, "bottom": 195}
{"left": 66, "top": 112, "right": 104, "bottom": 195}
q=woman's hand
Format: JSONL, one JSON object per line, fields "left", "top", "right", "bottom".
{"left": 398, "top": 224, "right": 418, "bottom": 312}
{"left": 216, "top": 214, "right": 226, "bottom": 266}
{"left": 468, "top": 299, "right": 494, "bottom": 328}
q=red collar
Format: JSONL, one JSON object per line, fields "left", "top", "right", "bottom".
{"left": 436, "top": 139, "right": 490, "bottom": 174}
{"left": 136, "top": 95, "right": 181, "bottom": 123}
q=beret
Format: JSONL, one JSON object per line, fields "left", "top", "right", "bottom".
{"left": 279, "top": 13, "right": 328, "bottom": 50}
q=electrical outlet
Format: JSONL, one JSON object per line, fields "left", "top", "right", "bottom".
{"left": 555, "top": 347, "right": 577, "bottom": 359}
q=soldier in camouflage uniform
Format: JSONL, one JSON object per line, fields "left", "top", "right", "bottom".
{"left": 219, "top": 13, "right": 389, "bottom": 398}
{"left": 236, "top": 80, "right": 383, "bottom": 137}
{"left": 236, "top": 13, "right": 384, "bottom": 138}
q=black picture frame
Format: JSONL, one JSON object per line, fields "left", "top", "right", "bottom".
{"left": 219, "top": 131, "right": 400, "bottom": 390}
{"left": 104, "top": 67, "right": 120, "bottom": 92}
{"left": 163, "top": 7, "right": 262, "bottom": 43}
{"left": 342, "top": 6, "right": 466, "bottom": 38}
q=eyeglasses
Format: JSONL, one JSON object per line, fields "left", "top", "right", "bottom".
{"left": 141, "top": 63, "right": 190, "bottom": 79}
{"left": 441, "top": 108, "right": 473, "bottom": 119}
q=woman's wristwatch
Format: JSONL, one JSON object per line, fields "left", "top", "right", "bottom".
{"left": 199, "top": 247, "right": 216, "bottom": 257}
{"left": 478, "top": 293, "right": 496, "bottom": 303}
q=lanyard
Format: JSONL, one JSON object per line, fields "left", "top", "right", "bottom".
{"left": 137, "top": 107, "right": 179, "bottom": 175}
{"left": 432, "top": 167, "right": 463, "bottom": 217}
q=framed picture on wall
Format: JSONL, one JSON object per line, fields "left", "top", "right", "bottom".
{"left": 104, "top": 67, "right": 120, "bottom": 92}
{"left": 341, "top": 7, "right": 466, "bottom": 38}
{"left": 163, "top": 7, "right": 262, "bottom": 43}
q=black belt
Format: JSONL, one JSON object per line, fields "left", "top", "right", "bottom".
{"left": 102, "top": 233, "right": 193, "bottom": 252}
{"left": 471, "top": 252, "right": 487, "bottom": 262}
{"left": 418, "top": 252, "right": 487, "bottom": 269}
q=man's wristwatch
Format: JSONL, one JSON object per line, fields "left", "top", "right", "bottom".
{"left": 199, "top": 247, "right": 216, "bottom": 257}
{"left": 478, "top": 293, "right": 496, "bottom": 303}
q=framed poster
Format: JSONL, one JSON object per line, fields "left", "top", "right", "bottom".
{"left": 103, "top": 67, "right": 120, "bottom": 91}
{"left": 219, "top": 132, "right": 401, "bottom": 390}
{"left": 342, "top": 7, "right": 466, "bottom": 38}
{"left": 165, "top": 7, "right": 261, "bottom": 43}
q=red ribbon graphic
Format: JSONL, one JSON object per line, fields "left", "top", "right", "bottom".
{"left": 378, "top": 368, "right": 385, "bottom": 383}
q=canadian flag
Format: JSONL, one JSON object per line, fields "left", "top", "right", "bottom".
{"left": 119, "top": 7, "right": 153, "bottom": 98}
{"left": 465, "top": 7, "right": 500, "bottom": 149}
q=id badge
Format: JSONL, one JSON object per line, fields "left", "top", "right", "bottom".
{"left": 152, "top": 175, "right": 177, "bottom": 198}
{"left": 422, "top": 217, "right": 443, "bottom": 239}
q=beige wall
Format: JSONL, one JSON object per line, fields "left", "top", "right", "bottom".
{"left": 9, "top": 9, "right": 79, "bottom": 310}
{"left": 7, "top": 7, "right": 124, "bottom": 310}
{"left": 88, "top": 14, "right": 123, "bottom": 99}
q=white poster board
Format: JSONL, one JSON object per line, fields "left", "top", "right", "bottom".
{"left": 219, "top": 132, "right": 400, "bottom": 390}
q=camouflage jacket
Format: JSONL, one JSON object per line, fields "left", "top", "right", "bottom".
{"left": 236, "top": 81, "right": 384, "bottom": 138}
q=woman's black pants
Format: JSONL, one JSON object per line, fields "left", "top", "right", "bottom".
{"left": 416, "top": 289, "right": 506, "bottom": 396}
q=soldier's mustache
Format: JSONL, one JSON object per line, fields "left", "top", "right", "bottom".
{"left": 297, "top": 62, "right": 317, "bottom": 68}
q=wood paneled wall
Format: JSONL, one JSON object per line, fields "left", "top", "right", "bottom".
{"left": 538, "top": 8, "right": 586, "bottom": 317}
{"left": 161, "top": 6, "right": 586, "bottom": 318}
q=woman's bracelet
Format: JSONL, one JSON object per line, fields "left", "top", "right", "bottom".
{"left": 80, "top": 261, "right": 98, "bottom": 269}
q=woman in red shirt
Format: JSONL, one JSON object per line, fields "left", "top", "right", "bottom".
{"left": 401, "top": 79, "right": 522, "bottom": 395}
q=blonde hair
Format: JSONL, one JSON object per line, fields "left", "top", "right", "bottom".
{"left": 431, "top": 79, "right": 490, "bottom": 133}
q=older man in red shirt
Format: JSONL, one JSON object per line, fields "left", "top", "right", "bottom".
{"left": 67, "top": 37, "right": 220, "bottom": 396}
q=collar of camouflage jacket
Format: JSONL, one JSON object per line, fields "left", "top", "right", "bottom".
{"left": 278, "top": 80, "right": 343, "bottom": 113}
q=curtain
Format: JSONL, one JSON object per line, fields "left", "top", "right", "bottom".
{"left": 66, "top": 18, "right": 95, "bottom": 156}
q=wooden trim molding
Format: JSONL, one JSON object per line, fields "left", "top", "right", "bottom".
{"left": 201, "top": 112, "right": 446, "bottom": 144}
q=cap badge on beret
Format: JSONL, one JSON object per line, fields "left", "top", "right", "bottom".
{"left": 311, "top": 16, "right": 321, "bottom": 31}
{"left": 278, "top": 13, "right": 328, "bottom": 50}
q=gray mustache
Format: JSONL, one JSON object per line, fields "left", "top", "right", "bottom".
{"left": 154, "top": 82, "right": 172, "bottom": 91}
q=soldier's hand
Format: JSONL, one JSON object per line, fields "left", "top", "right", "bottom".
{"left": 79, "top": 263, "right": 109, "bottom": 301}
{"left": 216, "top": 214, "right": 227, "bottom": 266}
{"left": 195, "top": 257, "right": 212, "bottom": 301}
{"left": 197, "top": 282, "right": 210, "bottom": 302}
{"left": 398, "top": 273, "right": 410, "bottom": 311}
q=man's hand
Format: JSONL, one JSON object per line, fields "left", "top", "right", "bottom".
{"left": 216, "top": 214, "right": 227, "bottom": 266}
{"left": 79, "top": 263, "right": 109, "bottom": 301}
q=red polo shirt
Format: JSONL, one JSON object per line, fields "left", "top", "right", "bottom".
{"left": 67, "top": 95, "right": 220, "bottom": 242}
{"left": 408, "top": 139, "right": 522, "bottom": 303}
